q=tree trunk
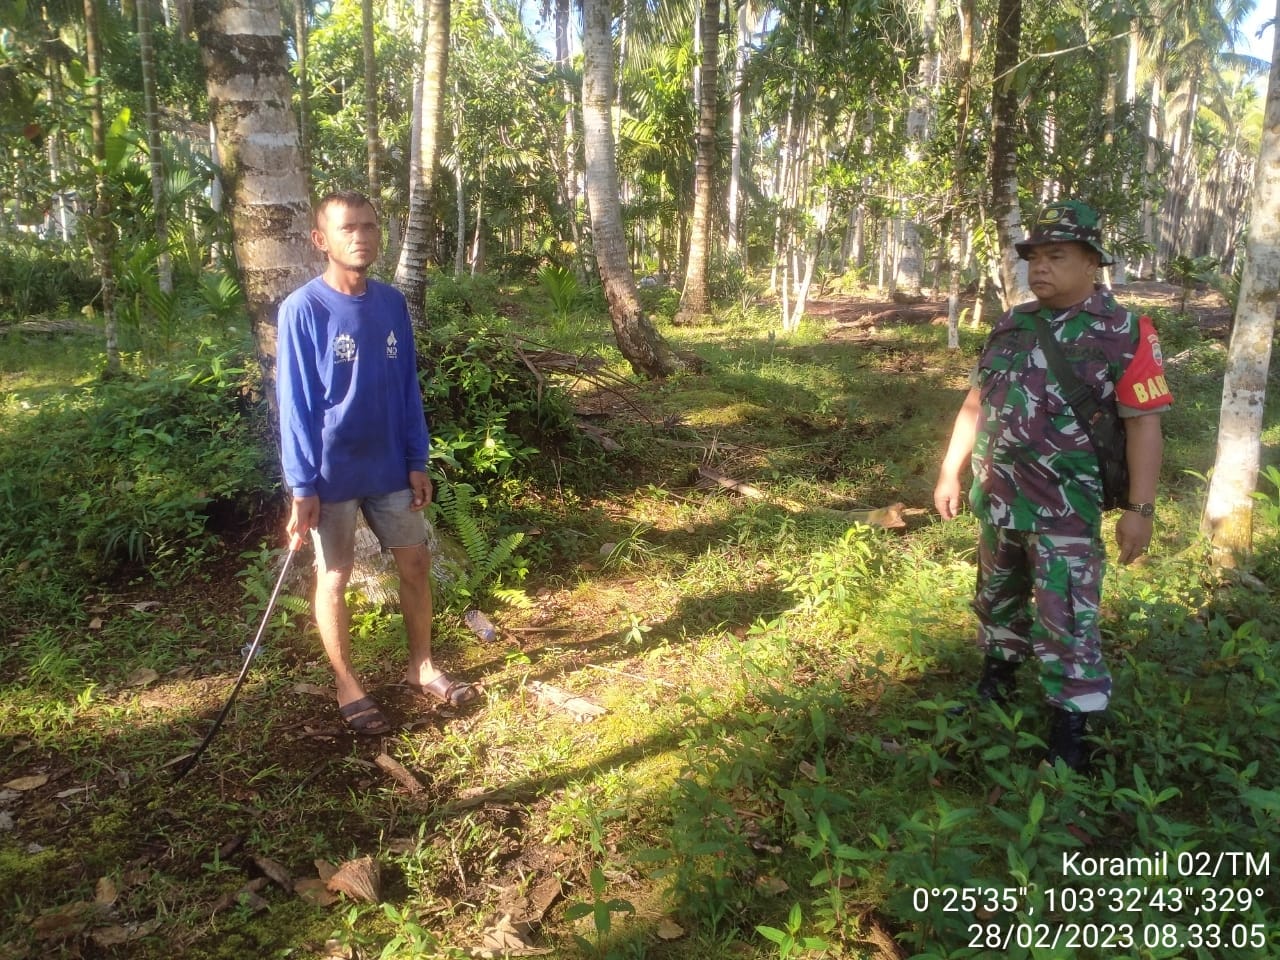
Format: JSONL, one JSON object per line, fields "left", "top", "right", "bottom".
{"left": 453, "top": 114, "right": 466, "bottom": 275}
{"left": 945, "top": 0, "right": 976, "bottom": 349}
{"left": 194, "top": 0, "right": 315, "bottom": 420}
{"left": 469, "top": 161, "right": 484, "bottom": 275}
{"left": 554, "top": 0, "right": 583, "bottom": 271}
{"left": 394, "top": 0, "right": 450, "bottom": 327}
{"left": 1202, "top": 29, "right": 1280, "bottom": 566}
{"left": 675, "top": 0, "right": 720, "bottom": 325}
{"left": 361, "top": 0, "right": 380, "bottom": 201}
{"left": 727, "top": 0, "right": 748, "bottom": 255}
{"left": 990, "top": 0, "right": 1030, "bottom": 307}
{"left": 295, "top": 0, "right": 310, "bottom": 173}
{"left": 83, "top": 0, "right": 120, "bottom": 375}
{"left": 138, "top": 0, "right": 172, "bottom": 295}
{"left": 581, "top": 0, "right": 682, "bottom": 378}
{"left": 174, "top": 0, "right": 194, "bottom": 36}
{"left": 896, "top": 0, "right": 938, "bottom": 299}
{"left": 1140, "top": 75, "right": 1162, "bottom": 278}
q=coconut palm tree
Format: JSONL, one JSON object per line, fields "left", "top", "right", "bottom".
{"left": 1202, "top": 22, "right": 1280, "bottom": 565}
{"left": 194, "top": 0, "right": 314, "bottom": 415}
{"left": 674, "top": 0, "right": 720, "bottom": 325}
{"left": 581, "top": 0, "right": 683, "bottom": 377}
{"left": 394, "top": 0, "right": 450, "bottom": 327}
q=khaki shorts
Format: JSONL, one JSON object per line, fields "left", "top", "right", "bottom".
{"left": 312, "top": 489, "right": 428, "bottom": 572}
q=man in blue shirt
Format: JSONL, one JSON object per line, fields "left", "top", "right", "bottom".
{"left": 277, "top": 190, "right": 479, "bottom": 735}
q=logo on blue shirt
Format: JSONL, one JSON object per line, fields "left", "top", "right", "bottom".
{"left": 333, "top": 333, "right": 356, "bottom": 363}
{"left": 386, "top": 331, "right": 398, "bottom": 359}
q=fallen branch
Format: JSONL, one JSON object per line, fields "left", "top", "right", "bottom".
{"left": 374, "top": 753, "right": 424, "bottom": 795}
{"left": 695, "top": 466, "right": 911, "bottom": 529}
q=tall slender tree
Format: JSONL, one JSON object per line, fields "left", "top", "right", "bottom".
{"left": 990, "top": 0, "right": 1031, "bottom": 307}
{"left": 1202, "top": 18, "right": 1280, "bottom": 565}
{"left": 394, "top": 0, "right": 450, "bottom": 327}
{"left": 726, "top": 0, "right": 750, "bottom": 254}
{"left": 138, "top": 0, "right": 172, "bottom": 295}
{"left": 194, "top": 0, "right": 314, "bottom": 416}
{"left": 82, "top": 0, "right": 120, "bottom": 375}
{"left": 361, "top": 0, "right": 380, "bottom": 200}
{"left": 581, "top": 0, "right": 682, "bottom": 377}
{"left": 674, "top": 0, "right": 719, "bottom": 325}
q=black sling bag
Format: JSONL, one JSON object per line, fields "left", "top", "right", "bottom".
{"left": 1028, "top": 310, "right": 1130, "bottom": 512}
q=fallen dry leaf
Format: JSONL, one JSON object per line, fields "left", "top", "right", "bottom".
{"left": 252, "top": 855, "right": 294, "bottom": 892}
{"left": 470, "top": 913, "right": 554, "bottom": 956}
{"left": 798, "top": 760, "right": 819, "bottom": 781}
{"left": 524, "top": 876, "right": 562, "bottom": 923}
{"left": 4, "top": 774, "right": 49, "bottom": 791}
{"left": 295, "top": 878, "right": 340, "bottom": 906}
{"left": 90, "top": 925, "right": 132, "bottom": 948}
{"left": 656, "top": 918, "right": 685, "bottom": 940}
{"left": 315, "top": 859, "right": 338, "bottom": 883}
{"left": 482, "top": 914, "right": 533, "bottom": 950}
{"left": 326, "top": 856, "right": 381, "bottom": 903}
{"left": 33, "top": 901, "right": 107, "bottom": 941}
{"left": 89, "top": 617, "right": 104, "bottom": 630}
{"left": 89, "top": 920, "right": 160, "bottom": 948}
{"left": 56, "top": 786, "right": 90, "bottom": 799}
{"left": 131, "top": 600, "right": 161, "bottom": 613}
{"left": 0, "top": 812, "right": 14, "bottom": 832}
{"left": 126, "top": 667, "right": 160, "bottom": 687}
{"left": 292, "top": 682, "right": 331, "bottom": 698}
{"left": 95, "top": 876, "right": 119, "bottom": 906}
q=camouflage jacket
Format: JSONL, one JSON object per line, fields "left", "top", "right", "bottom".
{"left": 969, "top": 287, "right": 1172, "bottom": 537}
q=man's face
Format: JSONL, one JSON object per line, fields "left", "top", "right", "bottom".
{"left": 1025, "top": 242, "right": 1099, "bottom": 309}
{"left": 313, "top": 201, "right": 380, "bottom": 272}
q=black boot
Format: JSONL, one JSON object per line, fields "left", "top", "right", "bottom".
{"left": 948, "top": 656, "right": 1020, "bottom": 715}
{"left": 1046, "top": 709, "right": 1092, "bottom": 772}
{"left": 975, "top": 656, "right": 1020, "bottom": 706}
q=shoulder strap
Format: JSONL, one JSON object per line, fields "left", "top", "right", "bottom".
{"left": 1028, "top": 310, "right": 1104, "bottom": 426}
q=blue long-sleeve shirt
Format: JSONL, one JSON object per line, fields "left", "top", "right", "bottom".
{"left": 277, "top": 277, "right": 430, "bottom": 502}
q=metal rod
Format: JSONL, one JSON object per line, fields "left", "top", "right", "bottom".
{"left": 173, "top": 547, "right": 298, "bottom": 781}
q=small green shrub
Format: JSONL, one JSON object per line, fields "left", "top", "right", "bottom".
{"left": 418, "top": 319, "right": 581, "bottom": 490}
{"left": 0, "top": 237, "right": 99, "bottom": 318}
{"left": 421, "top": 272, "right": 500, "bottom": 326}
{"left": 0, "top": 346, "right": 275, "bottom": 586}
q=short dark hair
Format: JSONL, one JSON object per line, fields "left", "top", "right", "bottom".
{"left": 315, "top": 190, "right": 376, "bottom": 227}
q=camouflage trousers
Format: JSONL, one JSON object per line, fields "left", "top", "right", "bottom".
{"left": 973, "top": 522, "right": 1111, "bottom": 713}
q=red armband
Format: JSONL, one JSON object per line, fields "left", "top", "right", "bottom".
{"left": 1115, "top": 314, "right": 1174, "bottom": 410}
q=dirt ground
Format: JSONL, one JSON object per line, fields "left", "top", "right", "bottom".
{"left": 801, "top": 280, "right": 1235, "bottom": 340}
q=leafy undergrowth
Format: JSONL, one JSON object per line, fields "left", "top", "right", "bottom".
{"left": 2, "top": 290, "right": 1279, "bottom": 959}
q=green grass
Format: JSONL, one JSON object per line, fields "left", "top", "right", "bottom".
{"left": 2, "top": 285, "right": 1278, "bottom": 959}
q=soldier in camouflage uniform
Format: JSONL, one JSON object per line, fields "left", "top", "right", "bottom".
{"left": 934, "top": 200, "right": 1173, "bottom": 771}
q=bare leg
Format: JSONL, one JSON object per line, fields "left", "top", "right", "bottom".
{"left": 314, "top": 564, "right": 367, "bottom": 708}
{"left": 393, "top": 543, "right": 440, "bottom": 685}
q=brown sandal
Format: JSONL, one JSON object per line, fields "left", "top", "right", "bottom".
{"left": 407, "top": 674, "right": 481, "bottom": 708}
{"left": 339, "top": 696, "right": 393, "bottom": 735}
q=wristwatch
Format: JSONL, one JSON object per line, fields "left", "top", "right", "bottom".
{"left": 1122, "top": 501, "right": 1155, "bottom": 518}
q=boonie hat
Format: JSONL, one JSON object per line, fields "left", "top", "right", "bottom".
{"left": 1015, "top": 199, "right": 1113, "bottom": 266}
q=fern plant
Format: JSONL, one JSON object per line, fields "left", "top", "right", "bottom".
{"left": 433, "top": 481, "right": 527, "bottom": 606}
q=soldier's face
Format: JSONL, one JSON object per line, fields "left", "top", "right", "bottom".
{"left": 313, "top": 201, "right": 380, "bottom": 272}
{"left": 1026, "top": 243, "right": 1099, "bottom": 308}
